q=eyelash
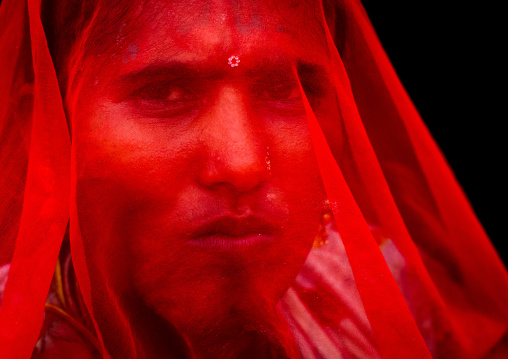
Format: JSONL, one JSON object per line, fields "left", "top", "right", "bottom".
{"left": 252, "top": 77, "right": 326, "bottom": 116}
{"left": 125, "top": 79, "right": 323, "bottom": 119}
{"left": 256, "top": 90, "right": 305, "bottom": 116}
{"left": 128, "top": 83, "right": 200, "bottom": 118}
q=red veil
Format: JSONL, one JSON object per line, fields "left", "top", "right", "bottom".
{"left": 1, "top": 0, "right": 507, "bottom": 358}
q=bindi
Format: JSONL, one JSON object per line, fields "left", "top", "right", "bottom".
{"left": 228, "top": 55, "right": 240, "bottom": 67}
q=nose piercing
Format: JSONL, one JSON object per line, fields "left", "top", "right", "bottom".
{"left": 228, "top": 55, "right": 240, "bottom": 67}
{"left": 265, "top": 146, "right": 271, "bottom": 172}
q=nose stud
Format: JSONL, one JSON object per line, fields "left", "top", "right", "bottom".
{"left": 265, "top": 146, "right": 271, "bottom": 173}
{"left": 228, "top": 55, "right": 240, "bottom": 67}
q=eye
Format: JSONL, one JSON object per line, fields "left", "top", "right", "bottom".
{"left": 138, "top": 83, "right": 194, "bottom": 102}
{"left": 129, "top": 83, "right": 200, "bottom": 118}
{"left": 259, "top": 81, "right": 301, "bottom": 101}
{"left": 252, "top": 77, "right": 305, "bottom": 117}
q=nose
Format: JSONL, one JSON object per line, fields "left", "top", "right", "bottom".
{"left": 199, "top": 85, "right": 269, "bottom": 192}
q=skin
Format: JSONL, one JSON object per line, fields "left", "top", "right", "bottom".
{"left": 70, "top": 0, "right": 341, "bottom": 357}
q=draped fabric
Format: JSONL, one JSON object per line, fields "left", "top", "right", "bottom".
{"left": 1, "top": 0, "right": 507, "bottom": 358}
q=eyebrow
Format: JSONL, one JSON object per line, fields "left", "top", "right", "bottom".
{"left": 108, "top": 56, "right": 331, "bottom": 102}
{"left": 115, "top": 61, "right": 224, "bottom": 87}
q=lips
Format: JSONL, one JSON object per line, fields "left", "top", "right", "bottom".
{"left": 189, "top": 215, "right": 279, "bottom": 249}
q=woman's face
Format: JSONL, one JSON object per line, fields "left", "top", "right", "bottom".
{"left": 71, "top": 0, "right": 339, "bottom": 347}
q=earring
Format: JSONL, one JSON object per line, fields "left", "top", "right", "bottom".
{"left": 313, "top": 201, "right": 334, "bottom": 248}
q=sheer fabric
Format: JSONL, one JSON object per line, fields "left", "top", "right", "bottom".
{"left": 1, "top": 0, "right": 507, "bottom": 358}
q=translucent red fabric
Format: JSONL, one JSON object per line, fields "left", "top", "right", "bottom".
{"left": 1, "top": 0, "right": 507, "bottom": 358}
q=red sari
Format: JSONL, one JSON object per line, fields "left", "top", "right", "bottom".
{"left": 1, "top": 0, "right": 507, "bottom": 357}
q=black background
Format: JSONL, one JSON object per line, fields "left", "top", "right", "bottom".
{"left": 360, "top": 1, "right": 506, "bottom": 265}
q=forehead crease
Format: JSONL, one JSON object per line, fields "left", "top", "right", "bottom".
{"left": 137, "top": 0, "right": 327, "bottom": 44}
{"left": 85, "top": 0, "right": 329, "bottom": 76}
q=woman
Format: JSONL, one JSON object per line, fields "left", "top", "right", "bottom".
{"left": 1, "top": 0, "right": 507, "bottom": 358}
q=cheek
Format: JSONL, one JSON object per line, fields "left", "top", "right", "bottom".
{"left": 72, "top": 98, "right": 204, "bottom": 270}
{"left": 74, "top": 101, "right": 201, "bottom": 200}
{"left": 269, "top": 120, "right": 325, "bottom": 195}
{"left": 265, "top": 121, "right": 327, "bottom": 273}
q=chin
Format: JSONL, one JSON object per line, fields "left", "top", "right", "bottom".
{"left": 132, "top": 230, "right": 310, "bottom": 323}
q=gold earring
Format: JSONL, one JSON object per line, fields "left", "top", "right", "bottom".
{"left": 313, "top": 203, "right": 333, "bottom": 249}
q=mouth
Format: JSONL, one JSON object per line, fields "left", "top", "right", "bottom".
{"left": 189, "top": 216, "right": 279, "bottom": 250}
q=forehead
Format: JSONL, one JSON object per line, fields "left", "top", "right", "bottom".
{"left": 93, "top": 0, "right": 329, "bottom": 73}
